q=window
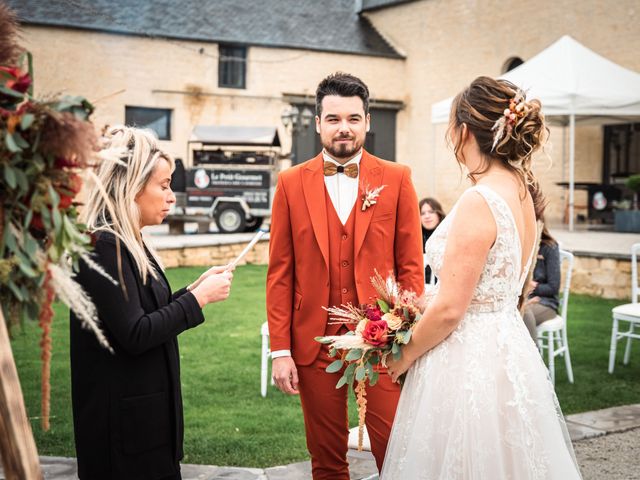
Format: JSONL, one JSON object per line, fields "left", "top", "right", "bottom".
{"left": 125, "top": 106, "right": 171, "bottom": 140}
{"left": 603, "top": 123, "right": 640, "bottom": 183}
{"left": 219, "top": 44, "right": 247, "bottom": 89}
{"left": 502, "top": 56, "right": 524, "bottom": 73}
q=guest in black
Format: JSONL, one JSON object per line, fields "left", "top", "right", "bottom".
{"left": 71, "top": 126, "right": 233, "bottom": 480}
{"left": 523, "top": 224, "right": 561, "bottom": 341}
{"left": 419, "top": 197, "right": 446, "bottom": 283}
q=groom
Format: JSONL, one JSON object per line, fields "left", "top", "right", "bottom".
{"left": 266, "top": 72, "right": 424, "bottom": 479}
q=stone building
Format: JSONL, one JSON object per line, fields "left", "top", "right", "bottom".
{"left": 8, "top": 0, "right": 640, "bottom": 224}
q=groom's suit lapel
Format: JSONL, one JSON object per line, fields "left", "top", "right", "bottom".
{"left": 355, "top": 151, "right": 383, "bottom": 258}
{"left": 302, "top": 153, "right": 329, "bottom": 269}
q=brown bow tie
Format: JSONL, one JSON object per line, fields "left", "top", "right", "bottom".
{"left": 323, "top": 161, "right": 359, "bottom": 178}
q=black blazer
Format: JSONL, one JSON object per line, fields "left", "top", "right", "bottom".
{"left": 70, "top": 231, "right": 204, "bottom": 480}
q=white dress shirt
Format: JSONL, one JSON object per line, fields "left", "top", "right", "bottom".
{"left": 271, "top": 150, "right": 362, "bottom": 360}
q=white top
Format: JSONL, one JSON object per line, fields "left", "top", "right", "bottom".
{"left": 271, "top": 149, "right": 362, "bottom": 360}
{"left": 322, "top": 150, "right": 361, "bottom": 225}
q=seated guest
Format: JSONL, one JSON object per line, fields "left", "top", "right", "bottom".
{"left": 419, "top": 197, "right": 446, "bottom": 283}
{"left": 523, "top": 223, "right": 560, "bottom": 341}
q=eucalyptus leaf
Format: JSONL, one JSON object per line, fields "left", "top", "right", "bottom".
{"left": 345, "top": 348, "right": 363, "bottom": 361}
{"left": 20, "top": 113, "right": 35, "bottom": 130}
{"left": 18, "top": 261, "right": 38, "bottom": 278}
{"left": 24, "top": 235, "right": 37, "bottom": 257}
{"left": 14, "top": 168, "right": 28, "bottom": 193}
{"left": 23, "top": 210, "right": 33, "bottom": 230}
{"left": 369, "top": 370, "right": 379, "bottom": 387}
{"left": 377, "top": 299, "right": 389, "bottom": 313}
{"left": 48, "top": 183, "right": 60, "bottom": 209}
{"left": 364, "top": 361, "right": 374, "bottom": 378}
{"left": 5, "top": 132, "right": 21, "bottom": 152}
{"left": 344, "top": 362, "right": 356, "bottom": 378}
{"left": 4, "top": 226, "right": 18, "bottom": 253}
{"left": 13, "top": 132, "right": 29, "bottom": 149}
{"left": 335, "top": 375, "right": 349, "bottom": 389}
{"left": 52, "top": 208, "right": 62, "bottom": 235}
{"left": 3, "top": 165, "right": 16, "bottom": 188}
{"left": 7, "top": 280, "right": 24, "bottom": 301}
{"left": 0, "top": 85, "right": 24, "bottom": 98}
{"left": 325, "top": 359, "right": 344, "bottom": 374}
{"left": 355, "top": 365, "right": 366, "bottom": 382}
{"left": 402, "top": 329, "right": 412, "bottom": 344}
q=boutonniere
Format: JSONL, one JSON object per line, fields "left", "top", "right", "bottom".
{"left": 360, "top": 185, "right": 386, "bottom": 211}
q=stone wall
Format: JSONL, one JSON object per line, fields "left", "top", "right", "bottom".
{"left": 569, "top": 254, "right": 633, "bottom": 301}
{"left": 156, "top": 239, "right": 634, "bottom": 301}
{"left": 157, "top": 240, "right": 269, "bottom": 269}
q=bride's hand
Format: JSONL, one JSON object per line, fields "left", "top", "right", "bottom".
{"left": 386, "top": 351, "right": 413, "bottom": 383}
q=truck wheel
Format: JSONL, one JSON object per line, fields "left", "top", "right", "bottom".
{"left": 215, "top": 204, "right": 246, "bottom": 234}
{"left": 244, "top": 217, "right": 263, "bottom": 232}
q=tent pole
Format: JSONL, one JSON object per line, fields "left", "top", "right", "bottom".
{"left": 569, "top": 113, "right": 576, "bottom": 231}
{"left": 562, "top": 125, "right": 566, "bottom": 184}
{"left": 431, "top": 124, "right": 437, "bottom": 195}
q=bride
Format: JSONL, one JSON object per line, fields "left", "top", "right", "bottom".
{"left": 382, "top": 76, "right": 582, "bottom": 479}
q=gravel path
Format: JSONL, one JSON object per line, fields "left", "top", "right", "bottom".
{"left": 575, "top": 427, "right": 640, "bottom": 480}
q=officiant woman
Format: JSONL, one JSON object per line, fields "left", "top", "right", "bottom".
{"left": 70, "top": 125, "right": 233, "bottom": 480}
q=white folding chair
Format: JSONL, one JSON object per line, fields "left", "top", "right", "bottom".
{"left": 348, "top": 425, "right": 372, "bottom": 452}
{"left": 260, "top": 321, "right": 274, "bottom": 397}
{"left": 424, "top": 253, "right": 436, "bottom": 288}
{"left": 536, "top": 249, "right": 574, "bottom": 385}
{"left": 609, "top": 243, "right": 640, "bottom": 373}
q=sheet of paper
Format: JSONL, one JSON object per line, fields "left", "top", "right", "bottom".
{"left": 227, "top": 230, "right": 266, "bottom": 269}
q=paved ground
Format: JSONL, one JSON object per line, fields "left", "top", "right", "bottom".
{"left": 142, "top": 223, "right": 640, "bottom": 258}
{"left": 3, "top": 404, "right": 639, "bottom": 479}
{"left": 551, "top": 226, "right": 640, "bottom": 258}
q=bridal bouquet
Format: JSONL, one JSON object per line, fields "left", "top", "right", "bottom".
{"left": 315, "top": 271, "right": 422, "bottom": 450}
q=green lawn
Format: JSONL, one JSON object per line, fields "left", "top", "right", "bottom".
{"left": 10, "top": 265, "right": 640, "bottom": 468}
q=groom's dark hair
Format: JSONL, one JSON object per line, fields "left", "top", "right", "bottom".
{"left": 315, "top": 72, "right": 370, "bottom": 117}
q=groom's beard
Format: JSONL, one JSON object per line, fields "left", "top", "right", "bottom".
{"left": 323, "top": 134, "right": 364, "bottom": 160}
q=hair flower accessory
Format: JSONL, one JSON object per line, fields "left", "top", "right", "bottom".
{"left": 491, "top": 89, "right": 529, "bottom": 151}
{"left": 361, "top": 184, "right": 386, "bottom": 211}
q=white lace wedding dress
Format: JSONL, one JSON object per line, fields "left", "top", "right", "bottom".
{"left": 381, "top": 185, "right": 582, "bottom": 479}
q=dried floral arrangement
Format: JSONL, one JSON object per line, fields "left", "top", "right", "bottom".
{"left": 315, "top": 271, "right": 422, "bottom": 450}
{"left": 0, "top": 4, "right": 110, "bottom": 431}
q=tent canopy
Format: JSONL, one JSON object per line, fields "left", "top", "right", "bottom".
{"left": 189, "top": 126, "right": 280, "bottom": 147}
{"left": 431, "top": 35, "right": 640, "bottom": 126}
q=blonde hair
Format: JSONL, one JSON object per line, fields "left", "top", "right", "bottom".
{"left": 82, "top": 125, "right": 174, "bottom": 283}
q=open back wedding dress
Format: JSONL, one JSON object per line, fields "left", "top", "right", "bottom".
{"left": 381, "top": 185, "right": 582, "bottom": 479}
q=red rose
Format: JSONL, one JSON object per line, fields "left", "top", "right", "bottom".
{"left": 55, "top": 157, "right": 79, "bottom": 168}
{"left": 0, "top": 66, "right": 31, "bottom": 94}
{"left": 365, "top": 305, "right": 383, "bottom": 321}
{"left": 361, "top": 319, "right": 389, "bottom": 347}
{"left": 58, "top": 194, "right": 73, "bottom": 209}
{"left": 66, "top": 173, "right": 83, "bottom": 194}
{"left": 55, "top": 173, "right": 83, "bottom": 209}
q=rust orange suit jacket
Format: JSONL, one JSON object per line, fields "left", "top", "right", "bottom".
{"left": 266, "top": 150, "right": 425, "bottom": 366}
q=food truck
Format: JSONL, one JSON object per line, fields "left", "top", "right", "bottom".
{"left": 169, "top": 126, "right": 280, "bottom": 233}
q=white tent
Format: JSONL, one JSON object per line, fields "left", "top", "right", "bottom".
{"left": 431, "top": 35, "right": 640, "bottom": 230}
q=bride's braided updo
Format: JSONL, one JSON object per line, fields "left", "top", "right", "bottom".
{"left": 448, "top": 76, "right": 548, "bottom": 217}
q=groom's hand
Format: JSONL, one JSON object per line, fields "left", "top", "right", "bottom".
{"left": 272, "top": 357, "right": 299, "bottom": 395}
